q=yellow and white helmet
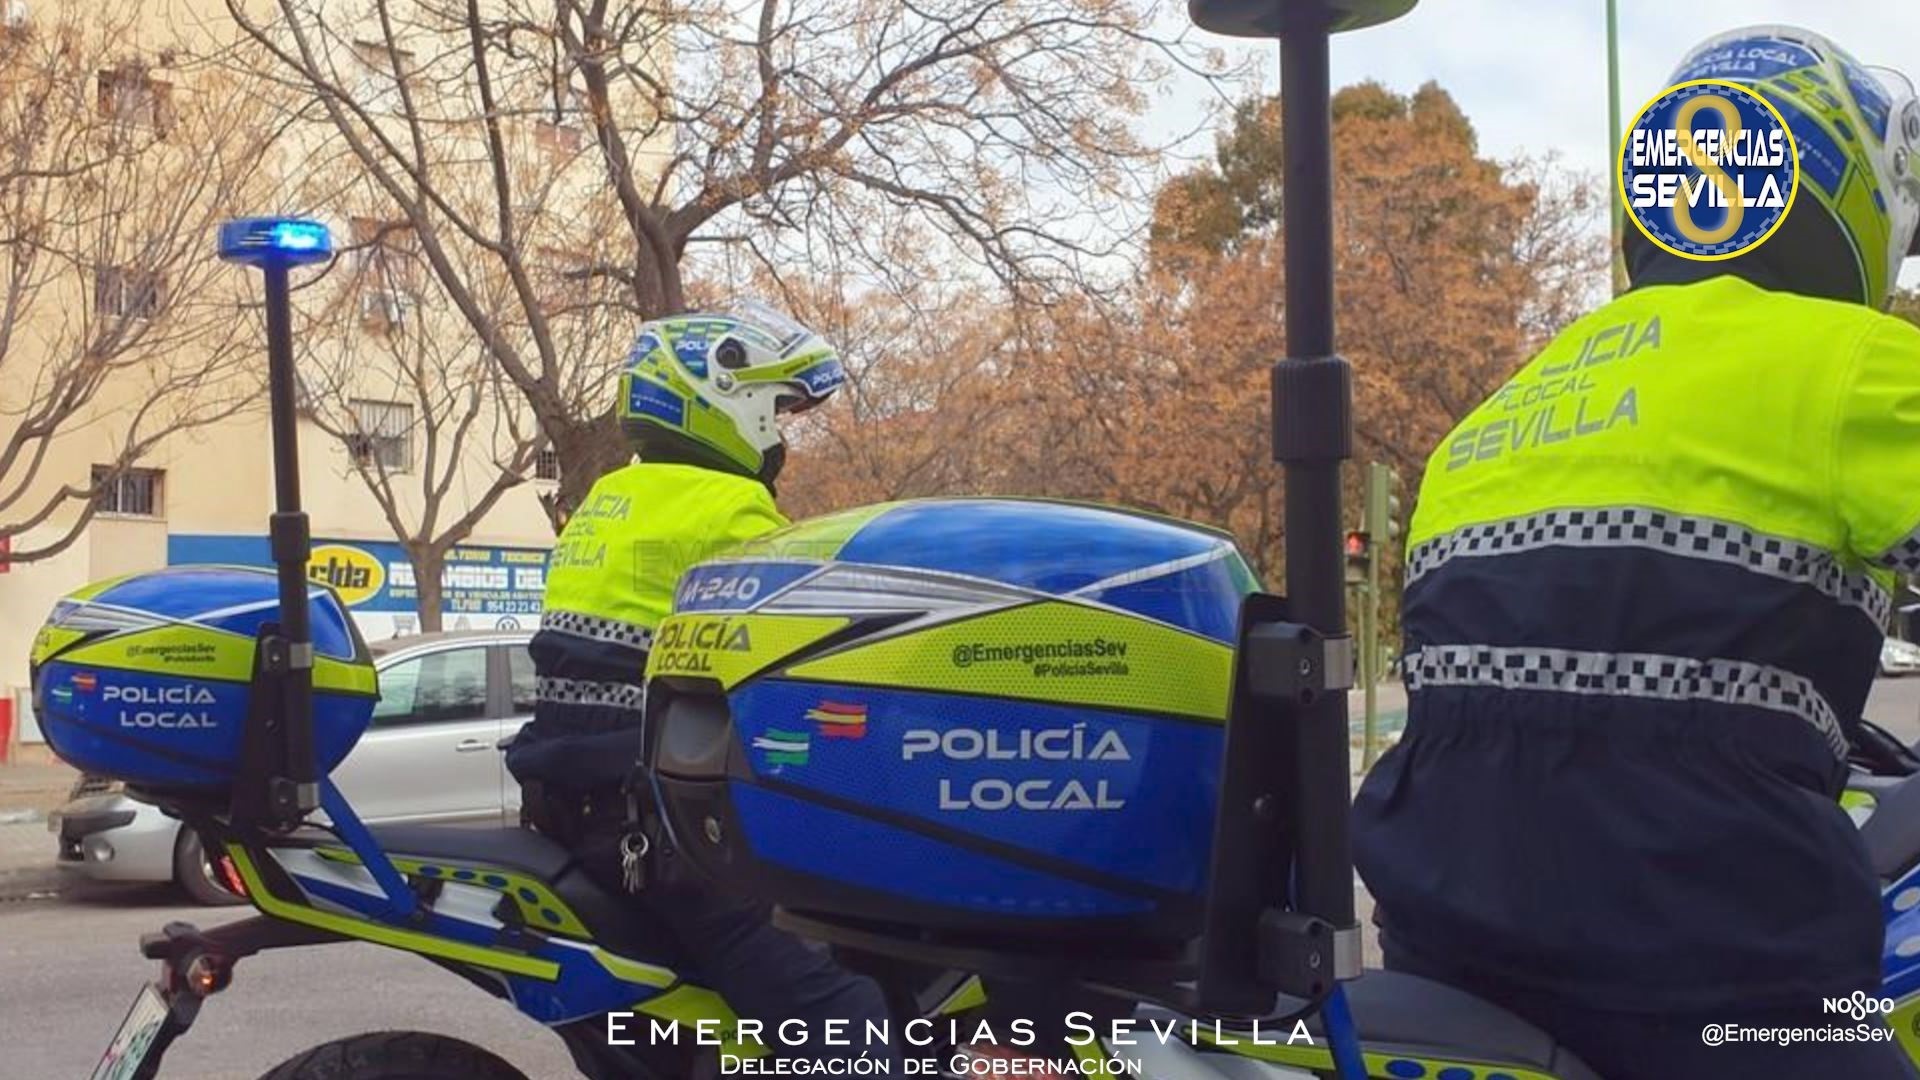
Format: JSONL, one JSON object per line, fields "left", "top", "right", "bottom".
{"left": 618, "top": 301, "right": 846, "bottom": 475}
{"left": 1655, "top": 26, "right": 1920, "bottom": 306}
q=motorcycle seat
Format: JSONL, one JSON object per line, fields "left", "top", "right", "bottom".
{"left": 368, "top": 823, "right": 573, "bottom": 880}
{"left": 1150, "top": 970, "right": 1600, "bottom": 1079}
{"left": 354, "top": 829, "right": 1595, "bottom": 1078}
{"left": 1329, "top": 970, "right": 1602, "bottom": 1079}
{"left": 1859, "top": 772, "right": 1920, "bottom": 879}
{"left": 364, "top": 824, "right": 684, "bottom": 962}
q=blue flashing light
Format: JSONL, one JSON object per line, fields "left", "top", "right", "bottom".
{"left": 217, "top": 217, "right": 334, "bottom": 270}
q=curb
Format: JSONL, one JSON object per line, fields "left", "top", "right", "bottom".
{"left": 0, "top": 865, "right": 67, "bottom": 903}
{"left": 0, "top": 810, "right": 65, "bottom": 902}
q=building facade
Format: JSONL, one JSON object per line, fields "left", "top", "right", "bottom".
{"left": 0, "top": 0, "right": 664, "bottom": 753}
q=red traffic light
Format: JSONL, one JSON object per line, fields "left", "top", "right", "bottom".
{"left": 1345, "top": 531, "right": 1370, "bottom": 559}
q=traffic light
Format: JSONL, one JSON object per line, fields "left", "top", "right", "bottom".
{"left": 1345, "top": 530, "right": 1370, "bottom": 584}
{"left": 1365, "top": 462, "right": 1402, "bottom": 549}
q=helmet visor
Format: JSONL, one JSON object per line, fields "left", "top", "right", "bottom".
{"left": 1868, "top": 66, "right": 1920, "bottom": 257}
{"left": 725, "top": 298, "right": 817, "bottom": 357}
{"left": 775, "top": 392, "right": 822, "bottom": 415}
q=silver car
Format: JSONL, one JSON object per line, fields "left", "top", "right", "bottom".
{"left": 1884, "top": 637, "right": 1920, "bottom": 677}
{"left": 49, "top": 629, "right": 539, "bottom": 904}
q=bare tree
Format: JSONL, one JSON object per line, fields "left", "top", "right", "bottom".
{"left": 774, "top": 269, "right": 1024, "bottom": 515}
{"left": 220, "top": 0, "right": 1235, "bottom": 520}
{"left": 292, "top": 212, "right": 621, "bottom": 629}
{"left": 0, "top": 4, "right": 276, "bottom": 562}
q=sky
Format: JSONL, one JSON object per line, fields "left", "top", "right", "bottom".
{"left": 1151, "top": 0, "right": 1920, "bottom": 286}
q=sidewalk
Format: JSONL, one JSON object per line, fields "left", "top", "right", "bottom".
{"left": 0, "top": 757, "right": 77, "bottom": 822}
{"left": 0, "top": 759, "right": 77, "bottom": 901}
{"left": 1348, "top": 679, "right": 1408, "bottom": 775}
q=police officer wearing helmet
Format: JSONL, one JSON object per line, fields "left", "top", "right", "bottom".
{"left": 1354, "top": 27, "right": 1920, "bottom": 1078}
{"left": 508, "top": 300, "right": 832, "bottom": 845}
{"left": 508, "top": 301, "right": 895, "bottom": 1064}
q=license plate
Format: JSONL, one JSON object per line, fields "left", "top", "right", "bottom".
{"left": 91, "top": 983, "right": 170, "bottom": 1080}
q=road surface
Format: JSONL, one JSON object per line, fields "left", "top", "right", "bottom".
{"left": 1, "top": 677, "right": 1917, "bottom": 1077}
{"left": 0, "top": 887, "right": 578, "bottom": 1079}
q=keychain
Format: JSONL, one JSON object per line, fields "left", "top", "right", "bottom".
{"left": 619, "top": 831, "right": 649, "bottom": 894}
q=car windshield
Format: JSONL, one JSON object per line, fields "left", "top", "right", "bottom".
{"left": 369, "top": 632, "right": 529, "bottom": 661}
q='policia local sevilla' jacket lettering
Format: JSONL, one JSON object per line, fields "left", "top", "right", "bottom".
{"left": 1355, "top": 274, "right": 1920, "bottom": 1011}
{"left": 506, "top": 461, "right": 785, "bottom": 792}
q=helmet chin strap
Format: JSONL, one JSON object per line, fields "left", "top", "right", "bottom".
{"left": 758, "top": 442, "right": 787, "bottom": 492}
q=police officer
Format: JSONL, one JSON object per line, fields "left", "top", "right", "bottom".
{"left": 508, "top": 301, "right": 896, "bottom": 1065}
{"left": 1354, "top": 27, "right": 1920, "bottom": 1079}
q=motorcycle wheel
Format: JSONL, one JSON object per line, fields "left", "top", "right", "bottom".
{"left": 258, "top": 1032, "right": 531, "bottom": 1080}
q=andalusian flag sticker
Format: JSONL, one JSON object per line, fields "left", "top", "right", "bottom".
{"left": 753, "top": 730, "right": 811, "bottom": 766}
{"left": 806, "top": 701, "right": 868, "bottom": 739}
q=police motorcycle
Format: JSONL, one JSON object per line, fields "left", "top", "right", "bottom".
{"left": 35, "top": 2, "right": 1920, "bottom": 1079}
{"left": 26, "top": 2, "right": 1590, "bottom": 1078}
{"left": 48, "top": 541, "right": 1920, "bottom": 1080}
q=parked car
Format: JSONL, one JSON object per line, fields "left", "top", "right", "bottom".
{"left": 1884, "top": 636, "right": 1920, "bottom": 678}
{"left": 49, "top": 629, "right": 538, "bottom": 904}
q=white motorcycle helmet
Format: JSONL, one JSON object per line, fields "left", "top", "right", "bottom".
{"left": 1640, "top": 26, "right": 1920, "bottom": 307}
{"left": 618, "top": 300, "right": 846, "bottom": 478}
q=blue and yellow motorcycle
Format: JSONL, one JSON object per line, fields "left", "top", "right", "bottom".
{"left": 42, "top": 540, "right": 1920, "bottom": 1080}
{"left": 42, "top": 1, "right": 1920, "bottom": 1077}
{"left": 37, "top": 497, "right": 1609, "bottom": 1080}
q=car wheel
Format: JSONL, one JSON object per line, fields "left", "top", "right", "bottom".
{"left": 173, "top": 827, "right": 244, "bottom": 906}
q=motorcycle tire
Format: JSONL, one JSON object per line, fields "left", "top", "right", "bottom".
{"left": 258, "top": 1031, "right": 531, "bottom": 1080}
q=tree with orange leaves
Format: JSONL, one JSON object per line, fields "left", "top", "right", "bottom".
{"left": 781, "top": 81, "right": 1604, "bottom": 588}
{"left": 1104, "top": 81, "right": 1603, "bottom": 576}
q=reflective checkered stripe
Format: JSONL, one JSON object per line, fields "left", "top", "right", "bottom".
{"left": 1408, "top": 507, "right": 1889, "bottom": 625}
{"left": 541, "top": 610, "right": 655, "bottom": 652}
{"left": 1873, "top": 529, "right": 1920, "bottom": 577}
{"left": 535, "top": 676, "right": 645, "bottom": 712}
{"left": 1403, "top": 644, "right": 1847, "bottom": 759}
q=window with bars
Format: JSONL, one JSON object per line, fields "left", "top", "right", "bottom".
{"left": 92, "top": 466, "right": 163, "bottom": 517}
{"left": 94, "top": 266, "right": 166, "bottom": 319}
{"left": 350, "top": 217, "right": 419, "bottom": 331}
{"left": 358, "top": 289, "right": 414, "bottom": 331}
{"left": 347, "top": 399, "right": 414, "bottom": 472}
{"left": 97, "top": 66, "right": 173, "bottom": 131}
{"left": 350, "top": 217, "right": 419, "bottom": 289}
{"left": 535, "top": 449, "right": 561, "bottom": 482}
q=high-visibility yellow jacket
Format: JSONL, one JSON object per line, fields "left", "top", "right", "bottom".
{"left": 507, "top": 462, "right": 785, "bottom": 791}
{"left": 1356, "top": 273, "right": 1920, "bottom": 1012}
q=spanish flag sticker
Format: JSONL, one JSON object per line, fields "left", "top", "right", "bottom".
{"left": 806, "top": 701, "right": 868, "bottom": 739}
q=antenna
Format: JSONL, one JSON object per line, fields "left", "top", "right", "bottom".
{"left": 217, "top": 218, "right": 334, "bottom": 826}
{"left": 1185, "top": 3, "right": 1417, "bottom": 1076}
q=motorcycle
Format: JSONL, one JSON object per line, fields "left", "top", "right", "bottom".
{"left": 64, "top": 668, "right": 1920, "bottom": 1080}
{"left": 52, "top": 4, "right": 1920, "bottom": 1079}
{"left": 52, "top": 559, "right": 1608, "bottom": 1080}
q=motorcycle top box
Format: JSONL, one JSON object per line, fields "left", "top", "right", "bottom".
{"left": 30, "top": 565, "right": 378, "bottom": 791}
{"left": 647, "top": 497, "right": 1258, "bottom": 943}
